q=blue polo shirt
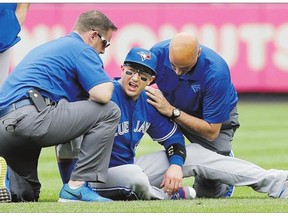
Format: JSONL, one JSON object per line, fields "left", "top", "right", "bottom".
{"left": 0, "top": 3, "right": 21, "bottom": 53}
{"left": 0, "top": 32, "right": 112, "bottom": 109}
{"left": 150, "top": 40, "right": 238, "bottom": 124}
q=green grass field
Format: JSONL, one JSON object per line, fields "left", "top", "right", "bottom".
{"left": 1, "top": 101, "right": 288, "bottom": 213}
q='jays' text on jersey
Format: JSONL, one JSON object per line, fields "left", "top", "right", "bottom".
{"left": 150, "top": 40, "right": 238, "bottom": 124}
{"left": 0, "top": 32, "right": 111, "bottom": 109}
{"left": 109, "top": 79, "right": 185, "bottom": 168}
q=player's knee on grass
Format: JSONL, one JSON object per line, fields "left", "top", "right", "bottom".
{"left": 119, "top": 165, "right": 151, "bottom": 200}
{"left": 96, "top": 164, "right": 152, "bottom": 200}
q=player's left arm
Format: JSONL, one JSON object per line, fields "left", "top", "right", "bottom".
{"left": 160, "top": 130, "right": 186, "bottom": 195}
{"left": 150, "top": 124, "right": 186, "bottom": 195}
{"left": 147, "top": 102, "right": 186, "bottom": 195}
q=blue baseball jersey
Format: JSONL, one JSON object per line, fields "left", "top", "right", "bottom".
{"left": 0, "top": 3, "right": 21, "bottom": 53}
{"left": 0, "top": 32, "right": 111, "bottom": 109}
{"left": 150, "top": 40, "right": 238, "bottom": 124}
{"left": 109, "top": 79, "right": 185, "bottom": 168}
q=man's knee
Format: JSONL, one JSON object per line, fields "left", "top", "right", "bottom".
{"left": 105, "top": 101, "right": 121, "bottom": 120}
{"left": 56, "top": 138, "right": 81, "bottom": 159}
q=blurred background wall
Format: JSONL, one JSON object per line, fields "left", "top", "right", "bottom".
{"left": 9, "top": 3, "right": 288, "bottom": 93}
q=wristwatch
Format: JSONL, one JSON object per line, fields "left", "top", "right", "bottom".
{"left": 170, "top": 108, "right": 181, "bottom": 120}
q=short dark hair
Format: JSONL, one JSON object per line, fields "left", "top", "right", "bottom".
{"left": 73, "top": 10, "right": 117, "bottom": 34}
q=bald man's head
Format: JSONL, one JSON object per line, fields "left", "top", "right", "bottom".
{"left": 169, "top": 32, "right": 201, "bottom": 75}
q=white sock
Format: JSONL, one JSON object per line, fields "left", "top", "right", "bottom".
{"left": 68, "top": 184, "right": 83, "bottom": 190}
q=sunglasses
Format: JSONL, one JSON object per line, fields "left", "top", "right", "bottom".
{"left": 91, "top": 28, "right": 110, "bottom": 48}
{"left": 124, "top": 70, "right": 150, "bottom": 82}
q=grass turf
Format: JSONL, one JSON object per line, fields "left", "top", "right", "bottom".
{"left": 1, "top": 101, "right": 288, "bottom": 213}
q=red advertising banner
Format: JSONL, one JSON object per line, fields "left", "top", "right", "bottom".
{"left": 9, "top": 3, "right": 288, "bottom": 92}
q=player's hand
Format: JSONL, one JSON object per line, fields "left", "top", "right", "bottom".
{"left": 160, "top": 164, "right": 183, "bottom": 196}
{"left": 145, "top": 86, "right": 174, "bottom": 117}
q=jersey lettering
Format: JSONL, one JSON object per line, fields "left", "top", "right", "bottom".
{"left": 115, "top": 120, "right": 151, "bottom": 136}
{"left": 133, "top": 121, "right": 151, "bottom": 133}
{"left": 117, "top": 121, "right": 129, "bottom": 135}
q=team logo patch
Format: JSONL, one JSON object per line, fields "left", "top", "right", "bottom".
{"left": 137, "top": 51, "right": 152, "bottom": 61}
{"left": 191, "top": 84, "right": 200, "bottom": 93}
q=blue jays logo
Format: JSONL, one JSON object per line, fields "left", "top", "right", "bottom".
{"left": 191, "top": 84, "right": 201, "bottom": 93}
{"left": 137, "top": 51, "right": 152, "bottom": 61}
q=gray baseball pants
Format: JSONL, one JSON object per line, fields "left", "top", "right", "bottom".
{"left": 93, "top": 143, "right": 287, "bottom": 200}
{"left": 0, "top": 98, "right": 120, "bottom": 201}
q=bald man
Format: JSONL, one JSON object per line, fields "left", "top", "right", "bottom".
{"left": 147, "top": 32, "right": 239, "bottom": 198}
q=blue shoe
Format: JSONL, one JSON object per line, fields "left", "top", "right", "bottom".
{"left": 222, "top": 150, "right": 235, "bottom": 198}
{"left": 223, "top": 185, "right": 235, "bottom": 198}
{"left": 58, "top": 183, "right": 113, "bottom": 202}
{"left": 0, "top": 157, "right": 11, "bottom": 203}
{"left": 170, "top": 186, "right": 196, "bottom": 200}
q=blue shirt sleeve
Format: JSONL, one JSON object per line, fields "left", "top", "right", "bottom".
{"left": 170, "top": 155, "right": 185, "bottom": 167}
{"left": 76, "top": 48, "right": 112, "bottom": 92}
{"left": 0, "top": 4, "right": 21, "bottom": 52}
{"left": 203, "top": 77, "right": 231, "bottom": 123}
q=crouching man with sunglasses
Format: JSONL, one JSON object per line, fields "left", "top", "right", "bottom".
{"left": 0, "top": 10, "right": 120, "bottom": 203}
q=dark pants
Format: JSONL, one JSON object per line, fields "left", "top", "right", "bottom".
{"left": 7, "top": 146, "right": 41, "bottom": 202}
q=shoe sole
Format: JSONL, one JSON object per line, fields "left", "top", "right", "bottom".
{"left": 58, "top": 198, "right": 84, "bottom": 202}
{"left": 0, "top": 157, "right": 11, "bottom": 203}
{"left": 58, "top": 197, "right": 112, "bottom": 202}
{"left": 0, "top": 157, "right": 7, "bottom": 187}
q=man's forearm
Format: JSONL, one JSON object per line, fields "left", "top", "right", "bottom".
{"left": 174, "top": 110, "right": 221, "bottom": 141}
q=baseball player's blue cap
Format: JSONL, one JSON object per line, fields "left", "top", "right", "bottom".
{"left": 124, "top": 47, "right": 157, "bottom": 75}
